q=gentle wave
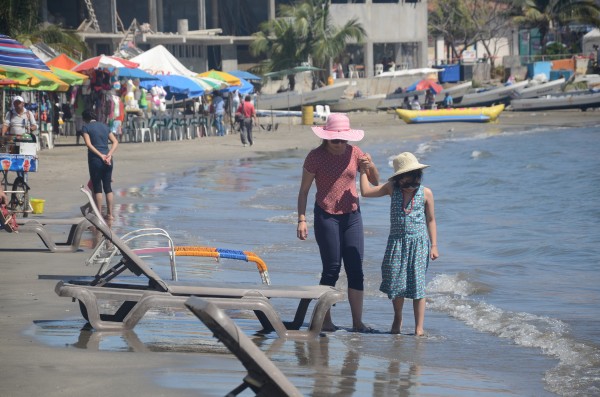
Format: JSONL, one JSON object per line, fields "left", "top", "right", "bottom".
{"left": 427, "top": 273, "right": 600, "bottom": 396}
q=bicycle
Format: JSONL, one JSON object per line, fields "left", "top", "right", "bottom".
{"left": 0, "top": 135, "right": 38, "bottom": 218}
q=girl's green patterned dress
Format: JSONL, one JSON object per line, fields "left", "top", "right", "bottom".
{"left": 379, "top": 185, "right": 430, "bottom": 299}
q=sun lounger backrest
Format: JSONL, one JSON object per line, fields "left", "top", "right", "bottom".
{"left": 185, "top": 297, "right": 303, "bottom": 397}
{"left": 83, "top": 211, "right": 169, "bottom": 292}
{"left": 80, "top": 186, "right": 108, "bottom": 227}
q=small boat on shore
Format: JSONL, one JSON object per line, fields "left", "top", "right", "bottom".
{"left": 256, "top": 82, "right": 349, "bottom": 110}
{"left": 457, "top": 80, "right": 529, "bottom": 107}
{"left": 434, "top": 81, "right": 473, "bottom": 104}
{"left": 395, "top": 104, "right": 505, "bottom": 124}
{"left": 509, "top": 90, "right": 600, "bottom": 111}
{"left": 513, "top": 78, "right": 566, "bottom": 99}
{"left": 377, "top": 90, "right": 427, "bottom": 110}
{"left": 329, "top": 94, "right": 386, "bottom": 112}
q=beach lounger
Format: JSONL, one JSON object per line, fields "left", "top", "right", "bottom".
{"left": 185, "top": 297, "right": 302, "bottom": 397}
{"left": 15, "top": 216, "right": 92, "bottom": 252}
{"left": 54, "top": 201, "right": 344, "bottom": 340}
{"left": 80, "top": 186, "right": 271, "bottom": 284}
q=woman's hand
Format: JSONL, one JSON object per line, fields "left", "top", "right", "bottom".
{"left": 359, "top": 154, "right": 373, "bottom": 172}
{"left": 297, "top": 220, "right": 308, "bottom": 240}
{"left": 103, "top": 154, "right": 112, "bottom": 165}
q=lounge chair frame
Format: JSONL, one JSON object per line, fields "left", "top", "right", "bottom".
{"left": 55, "top": 198, "right": 344, "bottom": 340}
{"left": 17, "top": 217, "right": 92, "bottom": 252}
{"left": 185, "top": 297, "right": 303, "bottom": 397}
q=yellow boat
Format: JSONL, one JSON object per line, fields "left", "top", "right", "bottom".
{"left": 395, "top": 104, "right": 505, "bottom": 124}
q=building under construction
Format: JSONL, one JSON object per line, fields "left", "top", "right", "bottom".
{"left": 41, "top": 0, "right": 428, "bottom": 77}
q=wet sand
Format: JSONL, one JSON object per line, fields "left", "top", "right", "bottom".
{"left": 0, "top": 109, "right": 598, "bottom": 396}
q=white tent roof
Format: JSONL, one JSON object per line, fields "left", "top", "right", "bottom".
{"left": 131, "top": 45, "right": 196, "bottom": 77}
{"left": 583, "top": 28, "right": 600, "bottom": 54}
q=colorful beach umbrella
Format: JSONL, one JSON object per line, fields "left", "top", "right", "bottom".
{"left": 140, "top": 74, "right": 205, "bottom": 99}
{"left": 0, "top": 35, "right": 51, "bottom": 71}
{"left": 116, "top": 67, "right": 160, "bottom": 81}
{"left": 194, "top": 76, "right": 228, "bottom": 91}
{"left": 229, "top": 70, "right": 262, "bottom": 81}
{"left": 47, "top": 53, "right": 79, "bottom": 70}
{"left": 0, "top": 65, "right": 69, "bottom": 91}
{"left": 198, "top": 70, "right": 241, "bottom": 86}
{"left": 73, "top": 55, "right": 139, "bottom": 72}
{"left": 219, "top": 77, "right": 254, "bottom": 95}
{"left": 48, "top": 66, "right": 88, "bottom": 86}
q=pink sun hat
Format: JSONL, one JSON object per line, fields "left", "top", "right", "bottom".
{"left": 311, "top": 113, "right": 364, "bottom": 142}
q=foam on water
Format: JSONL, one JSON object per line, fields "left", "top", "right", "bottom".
{"left": 427, "top": 273, "right": 600, "bottom": 396}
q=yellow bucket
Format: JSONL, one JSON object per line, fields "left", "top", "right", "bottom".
{"left": 30, "top": 199, "right": 45, "bottom": 214}
{"left": 301, "top": 105, "right": 314, "bottom": 125}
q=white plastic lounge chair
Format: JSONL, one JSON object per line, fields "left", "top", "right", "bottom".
{"left": 15, "top": 216, "right": 92, "bottom": 252}
{"left": 185, "top": 297, "right": 303, "bottom": 397}
{"left": 80, "top": 186, "right": 271, "bottom": 284}
{"left": 54, "top": 202, "right": 344, "bottom": 339}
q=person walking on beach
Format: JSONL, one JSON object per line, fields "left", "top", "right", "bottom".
{"left": 212, "top": 93, "right": 226, "bottom": 136}
{"left": 81, "top": 109, "right": 119, "bottom": 220}
{"left": 297, "top": 113, "right": 380, "bottom": 332}
{"left": 236, "top": 95, "right": 257, "bottom": 147}
{"left": 359, "top": 152, "right": 438, "bottom": 336}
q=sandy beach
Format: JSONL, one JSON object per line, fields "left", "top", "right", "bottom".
{"left": 1, "top": 109, "right": 598, "bottom": 397}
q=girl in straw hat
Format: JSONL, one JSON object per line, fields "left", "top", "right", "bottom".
{"left": 297, "top": 113, "right": 380, "bottom": 333}
{"left": 360, "top": 152, "right": 438, "bottom": 336}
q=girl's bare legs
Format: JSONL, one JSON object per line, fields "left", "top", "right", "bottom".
{"left": 105, "top": 192, "right": 114, "bottom": 220}
{"left": 392, "top": 297, "right": 404, "bottom": 334}
{"left": 413, "top": 298, "right": 426, "bottom": 336}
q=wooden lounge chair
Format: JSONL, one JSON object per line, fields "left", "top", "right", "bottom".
{"left": 54, "top": 200, "right": 344, "bottom": 340}
{"left": 16, "top": 216, "right": 92, "bottom": 252}
{"left": 185, "top": 297, "right": 302, "bottom": 397}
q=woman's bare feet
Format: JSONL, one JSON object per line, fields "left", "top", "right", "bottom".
{"left": 321, "top": 322, "right": 338, "bottom": 332}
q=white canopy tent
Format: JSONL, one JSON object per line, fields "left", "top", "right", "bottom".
{"left": 583, "top": 29, "right": 600, "bottom": 55}
{"left": 131, "top": 45, "right": 197, "bottom": 77}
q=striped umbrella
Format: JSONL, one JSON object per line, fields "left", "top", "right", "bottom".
{"left": 0, "top": 35, "right": 51, "bottom": 71}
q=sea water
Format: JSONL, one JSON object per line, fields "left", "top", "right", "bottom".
{"left": 32, "top": 124, "right": 600, "bottom": 396}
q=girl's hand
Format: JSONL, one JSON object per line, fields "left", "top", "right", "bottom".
{"left": 430, "top": 245, "right": 439, "bottom": 260}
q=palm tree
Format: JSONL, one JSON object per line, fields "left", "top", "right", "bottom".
{"left": 17, "top": 25, "right": 89, "bottom": 60}
{"left": 251, "top": 0, "right": 366, "bottom": 90}
{"left": 0, "top": 0, "right": 88, "bottom": 60}
{"left": 512, "top": 0, "right": 600, "bottom": 53}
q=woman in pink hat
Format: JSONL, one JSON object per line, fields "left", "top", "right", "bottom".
{"left": 297, "top": 113, "right": 380, "bottom": 332}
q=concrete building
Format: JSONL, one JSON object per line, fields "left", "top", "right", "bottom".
{"left": 41, "top": 0, "right": 428, "bottom": 77}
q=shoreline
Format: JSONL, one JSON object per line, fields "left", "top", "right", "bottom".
{"left": 0, "top": 109, "right": 598, "bottom": 396}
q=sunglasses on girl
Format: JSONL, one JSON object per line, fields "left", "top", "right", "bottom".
{"left": 329, "top": 139, "right": 348, "bottom": 144}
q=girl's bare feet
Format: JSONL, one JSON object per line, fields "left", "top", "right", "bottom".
{"left": 391, "top": 316, "right": 402, "bottom": 334}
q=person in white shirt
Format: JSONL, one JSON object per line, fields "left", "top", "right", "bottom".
{"left": 1, "top": 95, "right": 37, "bottom": 136}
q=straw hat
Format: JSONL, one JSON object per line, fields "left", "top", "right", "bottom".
{"left": 388, "top": 152, "right": 429, "bottom": 181}
{"left": 311, "top": 113, "right": 364, "bottom": 142}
